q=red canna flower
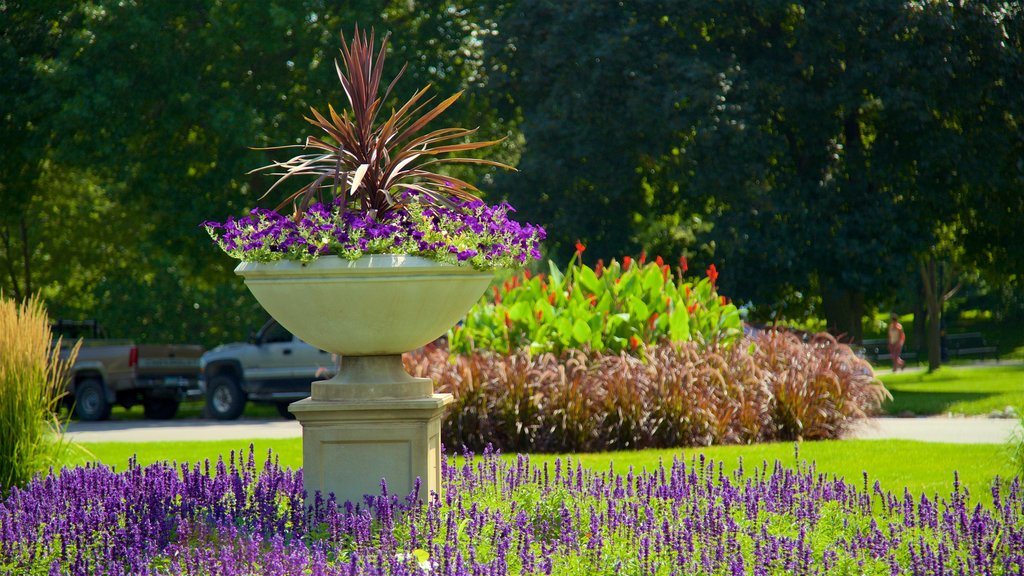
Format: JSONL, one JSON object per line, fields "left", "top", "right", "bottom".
{"left": 655, "top": 255, "right": 664, "bottom": 267}
{"left": 523, "top": 269, "right": 532, "bottom": 280}
{"left": 623, "top": 255, "right": 632, "bottom": 270}
{"left": 685, "top": 285, "right": 691, "bottom": 299}
{"left": 687, "top": 303, "right": 697, "bottom": 314}
{"left": 665, "top": 297, "right": 672, "bottom": 308}
{"left": 492, "top": 285, "right": 501, "bottom": 303}
{"left": 595, "top": 258, "right": 604, "bottom": 277}
{"left": 707, "top": 263, "right": 718, "bottom": 286}
{"left": 679, "top": 255, "right": 688, "bottom": 273}
{"left": 720, "top": 295, "right": 727, "bottom": 306}
{"left": 535, "top": 310, "right": 543, "bottom": 321}
{"left": 548, "top": 292, "right": 557, "bottom": 305}
{"left": 661, "top": 264, "right": 670, "bottom": 279}
{"left": 587, "top": 294, "right": 597, "bottom": 307}
{"left": 630, "top": 335, "right": 640, "bottom": 349}
{"left": 648, "top": 312, "right": 659, "bottom": 329}
{"left": 575, "top": 240, "right": 586, "bottom": 255}
{"left": 639, "top": 251, "right": 647, "bottom": 265}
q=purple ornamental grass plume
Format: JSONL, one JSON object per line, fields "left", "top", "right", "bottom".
{"left": 1, "top": 446, "right": 1023, "bottom": 574}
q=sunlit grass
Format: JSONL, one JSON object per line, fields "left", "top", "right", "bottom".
{"left": 879, "top": 364, "right": 1024, "bottom": 416}
{"left": 69, "top": 437, "right": 1015, "bottom": 501}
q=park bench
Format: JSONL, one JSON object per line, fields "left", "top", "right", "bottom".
{"left": 945, "top": 332, "right": 999, "bottom": 361}
{"left": 860, "top": 338, "right": 917, "bottom": 364}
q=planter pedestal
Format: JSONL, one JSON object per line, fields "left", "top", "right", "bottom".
{"left": 236, "top": 256, "right": 491, "bottom": 507}
{"left": 290, "top": 394, "right": 452, "bottom": 507}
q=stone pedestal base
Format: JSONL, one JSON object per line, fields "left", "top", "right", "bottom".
{"left": 289, "top": 393, "right": 453, "bottom": 507}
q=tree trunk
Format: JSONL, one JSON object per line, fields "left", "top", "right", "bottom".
{"left": 821, "top": 283, "right": 864, "bottom": 344}
{"left": 912, "top": 280, "right": 927, "bottom": 359}
{"left": 919, "top": 257, "right": 942, "bottom": 372}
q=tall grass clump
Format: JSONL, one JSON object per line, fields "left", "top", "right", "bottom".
{"left": 406, "top": 332, "right": 888, "bottom": 453}
{"left": 0, "top": 294, "right": 78, "bottom": 492}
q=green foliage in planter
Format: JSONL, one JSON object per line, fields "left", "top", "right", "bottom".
{"left": 449, "top": 253, "right": 742, "bottom": 356}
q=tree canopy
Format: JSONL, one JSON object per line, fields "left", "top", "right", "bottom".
{"left": 1, "top": 0, "right": 1020, "bottom": 346}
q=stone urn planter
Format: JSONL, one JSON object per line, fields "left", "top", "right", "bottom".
{"left": 236, "top": 254, "right": 491, "bottom": 504}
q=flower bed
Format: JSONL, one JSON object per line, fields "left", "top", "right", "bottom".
{"left": 2, "top": 447, "right": 1021, "bottom": 574}
{"left": 407, "top": 331, "right": 888, "bottom": 453}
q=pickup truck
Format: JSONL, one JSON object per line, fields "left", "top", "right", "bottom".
{"left": 52, "top": 320, "right": 204, "bottom": 421}
{"left": 200, "top": 319, "right": 337, "bottom": 420}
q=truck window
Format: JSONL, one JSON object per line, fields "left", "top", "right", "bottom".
{"left": 262, "top": 322, "right": 293, "bottom": 344}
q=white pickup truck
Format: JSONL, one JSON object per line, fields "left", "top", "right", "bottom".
{"left": 200, "top": 319, "right": 337, "bottom": 420}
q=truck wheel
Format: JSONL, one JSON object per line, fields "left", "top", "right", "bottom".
{"left": 207, "top": 375, "right": 246, "bottom": 420}
{"left": 74, "top": 379, "right": 111, "bottom": 421}
{"left": 275, "top": 402, "right": 296, "bottom": 420}
{"left": 143, "top": 398, "right": 180, "bottom": 420}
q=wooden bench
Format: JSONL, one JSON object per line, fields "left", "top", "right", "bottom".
{"left": 946, "top": 332, "right": 999, "bottom": 361}
{"left": 860, "top": 338, "right": 917, "bottom": 364}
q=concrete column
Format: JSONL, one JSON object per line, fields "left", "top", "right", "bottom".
{"left": 289, "top": 355, "right": 452, "bottom": 506}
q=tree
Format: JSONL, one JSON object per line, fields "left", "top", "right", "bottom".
{"left": 5, "top": 0, "right": 505, "bottom": 345}
{"left": 489, "top": 0, "right": 1024, "bottom": 352}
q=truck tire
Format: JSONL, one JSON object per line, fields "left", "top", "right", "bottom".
{"left": 143, "top": 398, "right": 180, "bottom": 420}
{"left": 275, "top": 402, "right": 296, "bottom": 420}
{"left": 74, "top": 379, "right": 111, "bottom": 421}
{"left": 207, "top": 375, "right": 246, "bottom": 420}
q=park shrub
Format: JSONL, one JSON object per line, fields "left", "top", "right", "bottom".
{"left": 406, "top": 330, "right": 887, "bottom": 453}
{"left": 448, "top": 252, "right": 742, "bottom": 356}
{"left": 2, "top": 447, "right": 1021, "bottom": 574}
{"left": 0, "top": 295, "right": 78, "bottom": 493}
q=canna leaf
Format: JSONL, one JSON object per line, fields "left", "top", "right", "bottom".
{"left": 669, "top": 307, "right": 691, "bottom": 343}
{"left": 572, "top": 319, "right": 592, "bottom": 345}
{"left": 508, "top": 301, "right": 531, "bottom": 322}
{"left": 578, "top": 266, "right": 600, "bottom": 294}
{"left": 547, "top": 260, "right": 565, "bottom": 287}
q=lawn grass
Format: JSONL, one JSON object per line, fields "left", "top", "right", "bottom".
{"left": 878, "top": 364, "right": 1024, "bottom": 416}
{"left": 69, "top": 437, "right": 1017, "bottom": 502}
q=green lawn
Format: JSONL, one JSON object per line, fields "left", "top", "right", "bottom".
{"left": 68, "top": 437, "right": 1017, "bottom": 502}
{"left": 878, "top": 364, "right": 1024, "bottom": 416}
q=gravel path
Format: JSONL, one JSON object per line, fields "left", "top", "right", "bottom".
{"left": 64, "top": 415, "right": 1022, "bottom": 445}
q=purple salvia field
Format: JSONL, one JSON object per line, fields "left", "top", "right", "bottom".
{"left": 1, "top": 446, "right": 1022, "bottom": 574}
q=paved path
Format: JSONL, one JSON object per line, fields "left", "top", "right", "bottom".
{"left": 65, "top": 415, "right": 1022, "bottom": 445}
{"left": 846, "top": 415, "right": 1021, "bottom": 444}
{"left": 65, "top": 419, "right": 302, "bottom": 443}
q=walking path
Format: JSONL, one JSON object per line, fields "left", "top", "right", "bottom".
{"left": 846, "top": 415, "right": 1020, "bottom": 444}
{"left": 65, "top": 415, "right": 1022, "bottom": 444}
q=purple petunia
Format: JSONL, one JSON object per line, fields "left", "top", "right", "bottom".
{"left": 203, "top": 197, "right": 545, "bottom": 270}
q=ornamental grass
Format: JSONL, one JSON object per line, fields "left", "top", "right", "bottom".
{"left": 2, "top": 446, "right": 1021, "bottom": 574}
{"left": 0, "top": 294, "right": 78, "bottom": 493}
{"left": 405, "top": 331, "right": 888, "bottom": 453}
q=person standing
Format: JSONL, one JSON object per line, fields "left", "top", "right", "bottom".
{"left": 888, "top": 312, "right": 906, "bottom": 371}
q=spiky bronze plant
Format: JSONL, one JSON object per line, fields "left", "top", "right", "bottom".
{"left": 252, "top": 27, "right": 513, "bottom": 223}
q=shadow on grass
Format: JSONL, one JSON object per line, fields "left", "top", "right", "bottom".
{"left": 883, "top": 389, "right": 995, "bottom": 416}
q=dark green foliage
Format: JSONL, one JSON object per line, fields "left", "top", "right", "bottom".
{"left": 406, "top": 331, "right": 888, "bottom": 453}
{"left": 489, "top": 0, "right": 1024, "bottom": 334}
{"left": 0, "top": 1, "right": 505, "bottom": 346}
{"left": 3, "top": 0, "right": 1021, "bottom": 345}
